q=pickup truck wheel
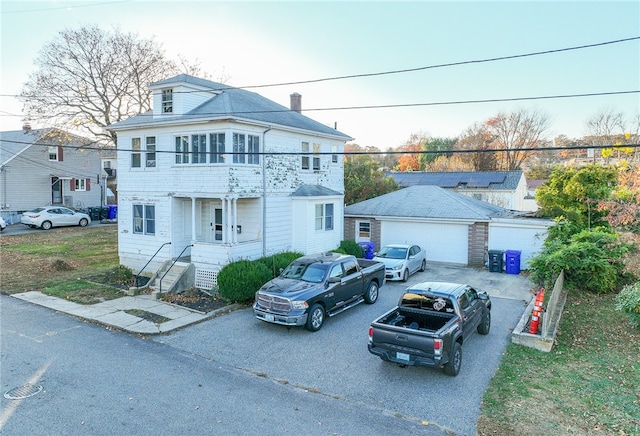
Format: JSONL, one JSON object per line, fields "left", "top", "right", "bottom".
{"left": 402, "top": 269, "right": 409, "bottom": 282}
{"left": 477, "top": 311, "right": 491, "bottom": 335}
{"left": 364, "top": 282, "right": 379, "bottom": 304}
{"left": 443, "top": 342, "right": 462, "bottom": 376}
{"left": 305, "top": 304, "right": 325, "bottom": 331}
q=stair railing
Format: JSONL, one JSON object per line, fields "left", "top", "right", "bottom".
{"left": 135, "top": 242, "right": 171, "bottom": 287}
{"left": 159, "top": 244, "right": 193, "bottom": 294}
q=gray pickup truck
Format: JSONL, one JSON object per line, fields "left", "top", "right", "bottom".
{"left": 253, "top": 252, "right": 386, "bottom": 331}
{"left": 368, "top": 282, "right": 491, "bottom": 376}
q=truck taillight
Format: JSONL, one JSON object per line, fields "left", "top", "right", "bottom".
{"left": 434, "top": 339, "right": 443, "bottom": 355}
{"left": 368, "top": 327, "right": 373, "bottom": 340}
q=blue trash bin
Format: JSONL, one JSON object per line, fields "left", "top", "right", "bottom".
{"left": 358, "top": 242, "right": 375, "bottom": 259}
{"left": 505, "top": 250, "right": 522, "bottom": 274}
{"left": 107, "top": 205, "right": 118, "bottom": 220}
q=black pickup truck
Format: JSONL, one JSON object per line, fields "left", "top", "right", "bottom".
{"left": 253, "top": 252, "right": 385, "bottom": 331}
{"left": 368, "top": 282, "right": 491, "bottom": 376}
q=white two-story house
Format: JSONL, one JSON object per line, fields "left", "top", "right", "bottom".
{"left": 107, "top": 74, "right": 352, "bottom": 288}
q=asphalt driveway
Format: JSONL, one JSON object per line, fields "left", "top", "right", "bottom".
{"left": 154, "top": 264, "right": 536, "bottom": 435}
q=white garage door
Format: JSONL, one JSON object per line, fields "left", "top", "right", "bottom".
{"left": 489, "top": 222, "right": 550, "bottom": 269}
{"left": 381, "top": 221, "right": 469, "bottom": 264}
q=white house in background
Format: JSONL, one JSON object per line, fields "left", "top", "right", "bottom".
{"left": 107, "top": 74, "right": 352, "bottom": 289}
{"left": 0, "top": 127, "right": 103, "bottom": 222}
{"left": 386, "top": 170, "right": 535, "bottom": 212}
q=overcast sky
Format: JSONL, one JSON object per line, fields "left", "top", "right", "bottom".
{"left": 1, "top": 0, "right": 639, "bottom": 150}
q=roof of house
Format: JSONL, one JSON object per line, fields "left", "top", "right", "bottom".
{"left": 291, "top": 184, "right": 342, "bottom": 197}
{"left": 109, "top": 74, "right": 352, "bottom": 140}
{"left": 386, "top": 170, "right": 524, "bottom": 190}
{"left": 344, "top": 185, "right": 514, "bottom": 221}
{"left": 1, "top": 128, "right": 98, "bottom": 167}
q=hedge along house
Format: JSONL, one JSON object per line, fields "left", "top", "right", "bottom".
{"left": 107, "top": 75, "right": 352, "bottom": 289}
{"left": 344, "top": 185, "right": 552, "bottom": 269}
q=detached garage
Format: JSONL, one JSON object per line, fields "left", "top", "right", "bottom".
{"left": 344, "top": 186, "right": 552, "bottom": 269}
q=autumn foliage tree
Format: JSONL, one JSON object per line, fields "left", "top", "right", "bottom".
{"left": 455, "top": 122, "right": 498, "bottom": 171}
{"left": 599, "top": 162, "right": 640, "bottom": 232}
{"left": 344, "top": 154, "right": 399, "bottom": 205}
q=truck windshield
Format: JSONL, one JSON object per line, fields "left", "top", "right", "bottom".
{"left": 377, "top": 246, "right": 407, "bottom": 259}
{"left": 281, "top": 262, "right": 328, "bottom": 283}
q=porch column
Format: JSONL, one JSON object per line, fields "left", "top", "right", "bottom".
{"left": 232, "top": 197, "right": 238, "bottom": 244}
{"left": 191, "top": 197, "right": 197, "bottom": 241}
{"left": 226, "top": 197, "right": 232, "bottom": 244}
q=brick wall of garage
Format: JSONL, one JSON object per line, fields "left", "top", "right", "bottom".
{"left": 468, "top": 222, "right": 488, "bottom": 267}
{"left": 344, "top": 217, "right": 382, "bottom": 250}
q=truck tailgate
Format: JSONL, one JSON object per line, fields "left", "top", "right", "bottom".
{"left": 369, "top": 323, "right": 440, "bottom": 366}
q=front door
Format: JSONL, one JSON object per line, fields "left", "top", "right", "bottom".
{"left": 51, "top": 177, "right": 62, "bottom": 204}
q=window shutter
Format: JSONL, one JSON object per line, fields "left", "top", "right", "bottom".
{"left": 58, "top": 146, "right": 64, "bottom": 161}
{"left": 70, "top": 178, "right": 75, "bottom": 191}
{"left": 86, "top": 178, "right": 91, "bottom": 191}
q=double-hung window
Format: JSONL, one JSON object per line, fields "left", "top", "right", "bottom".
{"left": 48, "top": 146, "right": 62, "bottom": 161}
{"left": 192, "top": 134, "right": 207, "bottom": 164}
{"left": 313, "top": 143, "right": 321, "bottom": 171}
{"left": 248, "top": 135, "right": 260, "bottom": 164}
{"left": 210, "top": 133, "right": 225, "bottom": 163}
{"left": 175, "top": 136, "right": 189, "bottom": 164}
{"left": 145, "top": 137, "right": 156, "bottom": 167}
{"left": 133, "top": 204, "right": 155, "bottom": 235}
{"left": 162, "top": 89, "right": 173, "bottom": 113}
{"left": 315, "top": 203, "right": 334, "bottom": 231}
{"left": 331, "top": 145, "right": 338, "bottom": 163}
{"left": 74, "top": 179, "right": 87, "bottom": 191}
{"left": 233, "top": 133, "right": 246, "bottom": 164}
{"left": 131, "top": 138, "right": 141, "bottom": 168}
{"left": 301, "top": 142, "right": 310, "bottom": 170}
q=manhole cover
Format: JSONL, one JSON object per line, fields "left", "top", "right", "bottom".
{"left": 4, "top": 384, "right": 43, "bottom": 400}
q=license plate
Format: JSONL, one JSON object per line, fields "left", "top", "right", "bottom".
{"left": 397, "top": 352, "right": 410, "bottom": 361}
{"left": 265, "top": 314, "right": 275, "bottom": 322}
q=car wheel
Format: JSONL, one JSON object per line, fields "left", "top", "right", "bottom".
{"left": 443, "top": 342, "right": 462, "bottom": 376}
{"left": 305, "top": 304, "right": 325, "bottom": 332}
{"left": 420, "top": 260, "right": 426, "bottom": 272}
{"left": 41, "top": 221, "right": 52, "bottom": 230}
{"left": 364, "top": 281, "right": 379, "bottom": 304}
{"left": 402, "top": 269, "right": 409, "bottom": 282}
{"left": 79, "top": 218, "right": 89, "bottom": 227}
{"left": 477, "top": 310, "right": 491, "bottom": 335}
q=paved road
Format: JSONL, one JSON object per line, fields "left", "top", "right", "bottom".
{"left": 154, "top": 267, "right": 534, "bottom": 436}
{"left": 1, "top": 296, "right": 445, "bottom": 435}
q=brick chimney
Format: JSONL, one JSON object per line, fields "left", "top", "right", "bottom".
{"left": 290, "top": 93, "right": 301, "bottom": 113}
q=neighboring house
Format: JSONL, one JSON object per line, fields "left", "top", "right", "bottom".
{"left": 344, "top": 185, "right": 552, "bottom": 269}
{"left": 523, "top": 179, "right": 546, "bottom": 212}
{"left": 107, "top": 74, "right": 352, "bottom": 289}
{"left": 0, "top": 126, "right": 104, "bottom": 222}
{"left": 386, "top": 170, "right": 535, "bottom": 212}
{"left": 101, "top": 156, "right": 118, "bottom": 205}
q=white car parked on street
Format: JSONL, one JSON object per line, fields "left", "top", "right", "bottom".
{"left": 373, "top": 244, "right": 427, "bottom": 282}
{"left": 21, "top": 206, "right": 91, "bottom": 230}
{"left": 0, "top": 216, "right": 6, "bottom": 231}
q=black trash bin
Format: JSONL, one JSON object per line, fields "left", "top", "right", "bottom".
{"left": 89, "top": 207, "right": 100, "bottom": 221}
{"left": 99, "top": 207, "right": 109, "bottom": 220}
{"left": 488, "top": 250, "right": 504, "bottom": 273}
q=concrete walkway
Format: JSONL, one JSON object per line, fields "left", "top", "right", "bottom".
{"left": 11, "top": 291, "right": 238, "bottom": 335}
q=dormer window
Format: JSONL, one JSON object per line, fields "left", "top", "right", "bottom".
{"left": 162, "top": 89, "right": 173, "bottom": 113}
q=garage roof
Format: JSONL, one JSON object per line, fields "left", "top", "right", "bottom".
{"left": 344, "top": 185, "right": 514, "bottom": 220}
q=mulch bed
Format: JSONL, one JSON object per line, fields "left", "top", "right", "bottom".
{"left": 157, "top": 288, "right": 230, "bottom": 313}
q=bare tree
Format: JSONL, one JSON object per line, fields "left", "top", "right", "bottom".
{"left": 586, "top": 108, "right": 637, "bottom": 161}
{"left": 20, "top": 26, "right": 189, "bottom": 146}
{"left": 486, "top": 109, "right": 550, "bottom": 170}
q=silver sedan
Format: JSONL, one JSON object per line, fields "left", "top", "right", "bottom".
{"left": 21, "top": 206, "right": 91, "bottom": 230}
{"left": 373, "top": 244, "right": 427, "bottom": 282}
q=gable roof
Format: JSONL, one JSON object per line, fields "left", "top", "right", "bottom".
{"left": 1, "top": 128, "right": 100, "bottom": 167}
{"left": 344, "top": 185, "right": 514, "bottom": 221}
{"left": 386, "top": 170, "right": 524, "bottom": 190}
{"left": 108, "top": 74, "right": 352, "bottom": 141}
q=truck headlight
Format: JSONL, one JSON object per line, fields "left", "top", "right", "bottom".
{"left": 292, "top": 301, "right": 308, "bottom": 310}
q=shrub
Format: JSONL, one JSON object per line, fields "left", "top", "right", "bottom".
{"left": 257, "top": 251, "right": 304, "bottom": 278}
{"left": 528, "top": 229, "right": 631, "bottom": 293}
{"left": 616, "top": 282, "right": 640, "bottom": 328}
{"left": 217, "top": 260, "right": 272, "bottom": 303}
{"left": 336, "top": 240, "right": 364, "bottom": 258}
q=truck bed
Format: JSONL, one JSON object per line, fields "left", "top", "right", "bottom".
{"left": 378, "top": 306, "right": 455, "bottom": 333}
